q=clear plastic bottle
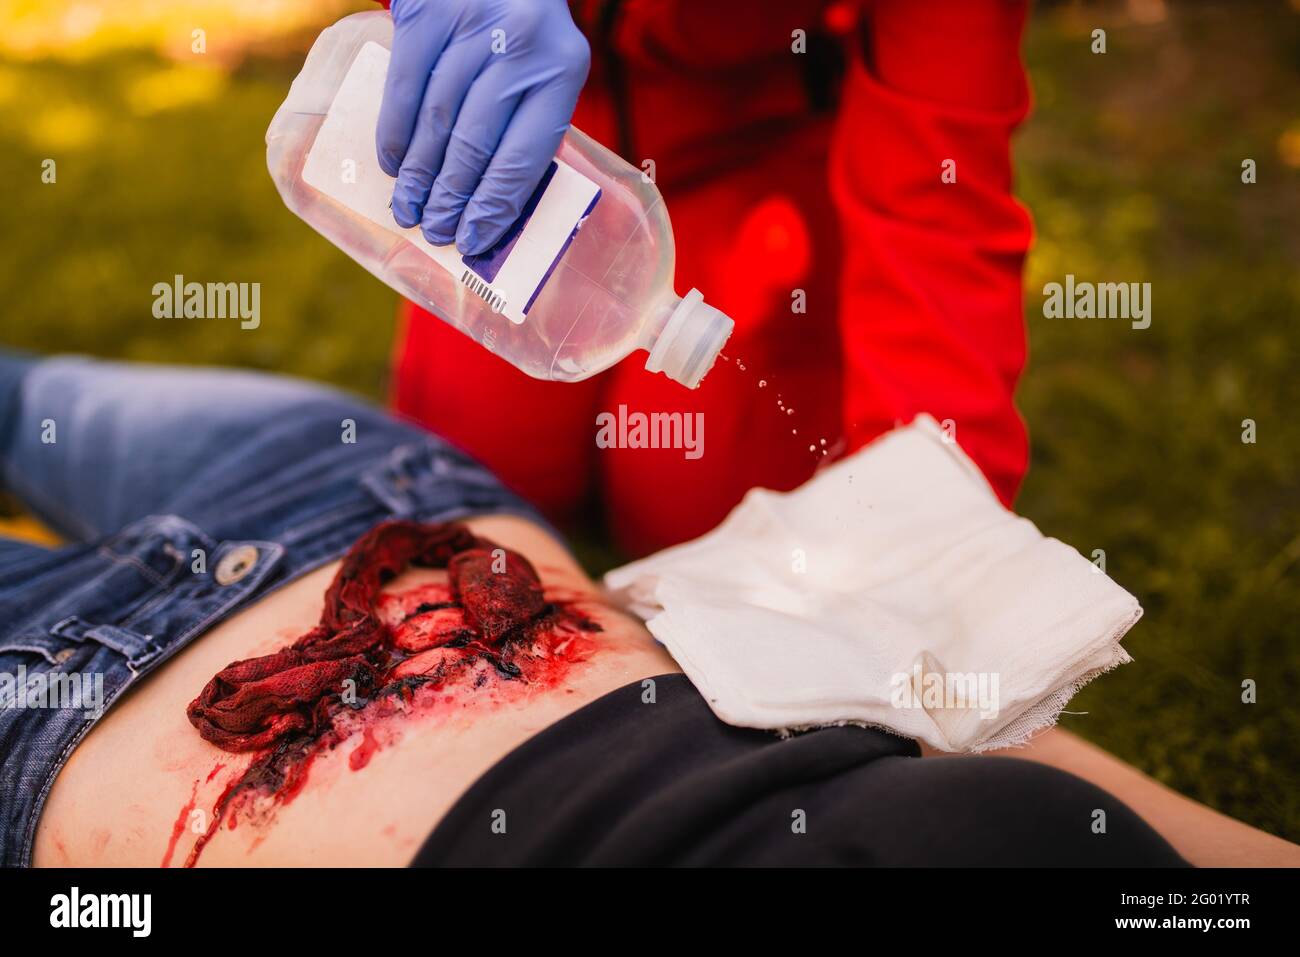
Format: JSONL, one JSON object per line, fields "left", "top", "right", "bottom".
{"left": 266, "top": 10, "right": 733, "bottom": 388}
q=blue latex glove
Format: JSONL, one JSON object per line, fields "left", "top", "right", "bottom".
{"left": 377, "top": 0, "right": 591, "bottom": 256}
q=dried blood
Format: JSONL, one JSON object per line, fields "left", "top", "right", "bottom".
{"left": 177, "top": 519, "right": 600, "bottom": 866}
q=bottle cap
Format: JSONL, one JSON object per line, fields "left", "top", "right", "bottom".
{"left": 645, "top": 289, "right": 734, "bottom": 389}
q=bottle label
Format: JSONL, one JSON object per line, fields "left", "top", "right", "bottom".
{"left": 301, "top": 41, "right": 601, "bottom": 325}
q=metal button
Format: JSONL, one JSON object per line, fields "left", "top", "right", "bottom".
{"left": 54, "top": 648, "right": 75, "bottom": 664}
{"left": 215, "top": 545, "right": 259, "bottom": 586}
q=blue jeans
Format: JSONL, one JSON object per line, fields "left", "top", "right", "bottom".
{"left": 0, "top": 353, "right": 543, "bottom": 866}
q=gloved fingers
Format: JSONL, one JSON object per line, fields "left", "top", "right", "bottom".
{"left": 458, "top": 84, "right": 577, "bottom": 254}
{"left": 376, "top": 0, "right": 457, "bottom": 177}
{"left": 390, "top": 39, "right": 487, "bottom": 229}
{"left": 457, "top": 28, "right": 590, "bottom": 254}
{"left": 419, "top": 69, "right": 523, "bottom": 248}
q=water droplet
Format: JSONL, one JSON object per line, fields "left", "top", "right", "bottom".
{"left": 786, "top": 408, "right": 794, "bottom": 416}
{"left": 736, "top": 361, "right": 746, "bottom": 371}
{"left": 820, "top": 438, "right": 827, "bottom": 446}
{"left": 808, "top": 445, "right": 816, "bottom": 452}
{"left": 758, "top": 379, "right": 767, "bottom": 388}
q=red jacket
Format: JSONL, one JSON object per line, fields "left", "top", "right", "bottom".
{"left": 383, "top": 0, "right": 1032, "bottom": 556}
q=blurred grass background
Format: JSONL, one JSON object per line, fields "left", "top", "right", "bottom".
{"left": 1, "top": 0, "right": 1297, "bottom": 842}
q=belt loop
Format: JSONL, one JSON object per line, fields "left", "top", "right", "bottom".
{"left": 86, "top": 625, "right": 160, "bottom": 668}
{"left": 362, "top": 443, "right": 427, "bottom": 517}
{"left": 49, "top": 617, "right": 160, "bottom": 668}
{"left": 49, "top": 616, "right": 93, "bottom": 643}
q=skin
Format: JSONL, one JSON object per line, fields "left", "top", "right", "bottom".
{"left": 31, "top": 513, "right": 1299, "bottom": 867}
{"left": 33, "top": 515, "right": 679, "bottom": 867}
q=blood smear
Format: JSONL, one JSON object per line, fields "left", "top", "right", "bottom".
{"left": 175, "top": 520, "right": 602, "bottom": 867}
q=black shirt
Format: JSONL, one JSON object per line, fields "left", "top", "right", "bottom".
{"left": 414, "top": 674, "right": 1187, "bottom": 867}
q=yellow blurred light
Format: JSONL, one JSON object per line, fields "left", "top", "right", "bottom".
{"left": 28, "top": 102, "right": 102, "bottom": 150}
{"left": 0, "top": 65, "right": 19, "bottom": 106}
{"left": 0, "top": 514, "right": 63, "bottom": 547}
{"left": 1278, "top": 125, "right": 1300, "bottom": 168}
{"left": 0, "top": 0, "right": 368, "bottom": 60}
{"left": 125, "top": 63, "right": 227, "bottom": 115}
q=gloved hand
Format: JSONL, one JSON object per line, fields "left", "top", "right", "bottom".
{"left": 377, "top": 0, "right": 591, "bottom": 256}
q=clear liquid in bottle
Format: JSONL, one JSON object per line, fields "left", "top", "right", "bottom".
{"left": 266, "top": 10, "right": 733, "bottom": 388}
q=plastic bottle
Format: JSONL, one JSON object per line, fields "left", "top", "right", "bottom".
{"left": 266, "top": 10, "right": 733, "bottom": 388}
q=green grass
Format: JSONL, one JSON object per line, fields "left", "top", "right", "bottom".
{"left": 1013, "top": 2, "right": 1300, "bottom": 843}
{"left": 0, "top": 46, "right": 399, "bottom": 396}
{"left": 1, "top": 2, "right": 1297, "bottom": 842}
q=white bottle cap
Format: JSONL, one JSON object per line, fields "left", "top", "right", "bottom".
{"left": 644, "top": 289, "right": 735, "bottom": 389}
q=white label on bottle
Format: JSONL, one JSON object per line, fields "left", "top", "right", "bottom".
{"left": 301, "top": 41, "right": 601, "bottom": 325}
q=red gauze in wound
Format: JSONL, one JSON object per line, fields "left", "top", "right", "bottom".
{"left": 187, "top": 519, "right": 548, "bottom": 752}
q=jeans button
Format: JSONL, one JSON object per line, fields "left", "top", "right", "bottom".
{"left": 215, "top": 545, "right": 259, "bottom": 586}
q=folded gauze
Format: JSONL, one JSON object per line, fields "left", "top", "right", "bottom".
{"left": 603, "top": 415, "right": 1141, "bottom": 753}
